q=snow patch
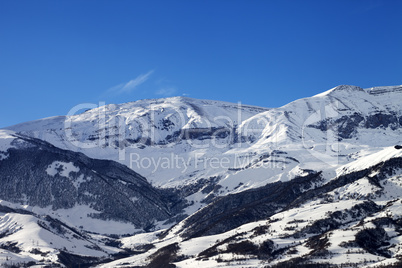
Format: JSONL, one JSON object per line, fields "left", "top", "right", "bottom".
{"left": 0, "top": 129, "right": 17, "bottom": 153}
{"left": 46, "top": 161, "right": 80, "bottom": 178}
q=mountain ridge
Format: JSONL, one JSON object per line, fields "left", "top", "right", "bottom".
{"left": 1, "top": 84, "right": 402, "bottom": 267}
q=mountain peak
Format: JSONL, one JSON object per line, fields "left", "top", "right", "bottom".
{"left": 331, "top": 84, "right": 364, "bottom": 92}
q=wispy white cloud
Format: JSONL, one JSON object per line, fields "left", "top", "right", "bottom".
{"left": 107, "top": 70, "right": 154, "bottom": 95}
{"left": 155, "top": 87, "right": 177, "bottom": 96}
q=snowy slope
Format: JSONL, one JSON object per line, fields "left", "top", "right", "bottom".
{"left": 98, "top": 146, "right": 402, "bottom": 268}
{"left": 0, "top": 200, "right": 129, "bottom": 267}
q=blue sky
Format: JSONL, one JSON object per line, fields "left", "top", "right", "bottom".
{"left": 1, "top": 0, "right": 401, "bottom": 128}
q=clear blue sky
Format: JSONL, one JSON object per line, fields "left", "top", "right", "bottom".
{"left": 1, "top": 0, "right": 401, "bottom": 128}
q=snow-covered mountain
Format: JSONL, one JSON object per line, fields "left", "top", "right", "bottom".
{"left": 7, "top": 85, "right": 402, "bottom": 210}
{"left": 1, "top": 84, "right": 402, "bottom": 267}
